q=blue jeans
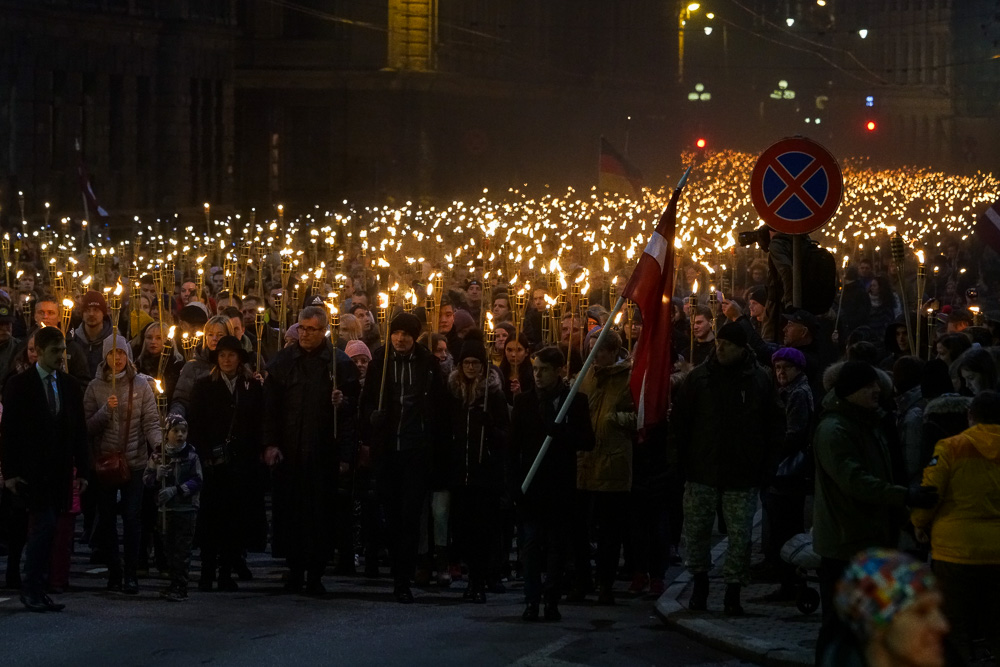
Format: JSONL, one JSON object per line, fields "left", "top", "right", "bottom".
{"left": 95, "top": 472, "right": 145, "bottom": 576}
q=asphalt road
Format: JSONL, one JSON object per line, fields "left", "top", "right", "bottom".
{"left": 0, "top": 553, "right": 753, "bottom": 667}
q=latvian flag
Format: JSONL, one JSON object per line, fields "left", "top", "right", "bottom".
{"left": 978, "top": 198, "right": 1000, "bottom": 255}
{"left": 76, "top": 139, "right": 109, "bottom": 218}
{"left": 599, "top": 137, "right": 643, "bottom": 196}
{"left": 621, "top": 168, "right": 690, "bottom": 430}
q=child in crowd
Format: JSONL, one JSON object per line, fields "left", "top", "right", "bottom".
{"left": 144, "top": 414, "right": 202, "bottom": 601}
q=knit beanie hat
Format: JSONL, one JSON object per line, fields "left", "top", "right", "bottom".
{"left": 748, "top": 286, "right": 767, "bottom": 306}
{"left": 452, "top": 309, "right": 476, "bottom": 334}
{"left": 389, "top": 312, "right": 422, "bottom": 339}
{"left": 458, "top": 337, "right": 488, "bottom": 367}
{"left": 345, "top": 339, "right": 372, "bottom": 361}
{"left": 102, "top": 334, "right": 134, "bottom": 363}
{"left": 285, "top": 323, "right": 300, "bottom": 342}
{"left": 164, "top": 413, "right": 188, "bottom": 436}
{"left": 80, "top": 290, "right": 109, "bottom": 317}
{"left": 716, "top": 321, "right": 747, "bottom": 348}
{"left": 771, "top": 346, "right": 806, "bottom": 370}
{"left": 835, "top": 548, "right": 936, "bottom": 641}
{"left": 835, "top": 360, "right": 879, "bottom": 399}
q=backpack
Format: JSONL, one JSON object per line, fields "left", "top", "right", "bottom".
{"left": 802, "top": 242, "right": 837, "bottom": 315}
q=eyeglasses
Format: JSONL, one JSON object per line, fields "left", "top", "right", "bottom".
{"left": 298, "top": 325, "right": 323, "bottom": 334}
{"left": 462, "top": 359, "right": 483, "bottom": 367}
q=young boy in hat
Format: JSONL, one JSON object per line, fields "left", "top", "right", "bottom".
{"left": 144, "top": 413, "right": 202, "bottom": 601}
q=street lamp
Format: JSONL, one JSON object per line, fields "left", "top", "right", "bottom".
{"left": 678, "top": 2, "right": 701, "bottom": 83}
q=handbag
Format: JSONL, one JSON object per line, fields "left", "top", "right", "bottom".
{"left": 95, "top": 380, "right": 135, "bottom": 487}
{"left": 772, "top": 447, "right": 812, "bottom": 494}
{"left": 206, "top": 390, "right": 239, "bottom": 467}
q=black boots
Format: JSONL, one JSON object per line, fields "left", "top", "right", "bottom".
{"left": 724, "top": 583, "right": 744, "bottom": 616}
{"left": 688, "top": 572, "right": 709, "bottom": 611}
{"left": 543, "top": 590, "right": 562, "bottom": 621}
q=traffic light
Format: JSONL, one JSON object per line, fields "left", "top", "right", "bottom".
{"left": 865, "top": 120, "right": 877, "bottom": 132}
{"left": 695, "top": 137, "right": 707, "bottom": 149}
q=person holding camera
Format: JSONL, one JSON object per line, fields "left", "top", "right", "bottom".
{"left": 186, "top": 335, "right": 264, "bottom": 592}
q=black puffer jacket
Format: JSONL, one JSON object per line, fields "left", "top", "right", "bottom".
{"left": 672, "top": 349, "right": 780, "bottom": 489}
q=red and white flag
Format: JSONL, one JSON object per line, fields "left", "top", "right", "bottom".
{"left": 977, "top": 199, "right": 1000, "bottom": 255}
{"left": 76, "top": 139, "right": 109, "bottom": 218}
{"left": 622, "top": 170, "right": 689, "bottom": 430}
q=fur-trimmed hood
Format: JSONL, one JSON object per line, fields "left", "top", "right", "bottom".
{"left": 923, "top": 393, "right": 972, "bottom": 419}
{"left": 448, "top": 364, "right": 503, "bottom": 405}
{"left": 823, "top": 359, "right": 893, "bottom": 398}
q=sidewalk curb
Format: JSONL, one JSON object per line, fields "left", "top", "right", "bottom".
{"left": 653, "top": 516, "right": 814, "bottom": 667}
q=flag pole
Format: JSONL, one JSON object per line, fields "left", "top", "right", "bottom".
{"left": 521, "top": 165, "right": 692, "bottom": 494}
{"left": 520, "top": 295, "right": 626, "bottom": 495}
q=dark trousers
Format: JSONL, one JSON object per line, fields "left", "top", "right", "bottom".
{"left": 573, "top": 491, "right": 629, "bottom": 587}
{"left": 164, "top": 511, "right": 197, "bottom": 589}
{"left": 451, "top": 486, "right": 498, "bottom": 589}
{"left": 1, "top": 491, "right": 28, "bottom": 584}
{"left": 22, "top": 508, "right": 58, "bottom": 598}
{"left": 376, "top": 449, "right": 429, "bottom": 588}
{"left": 95, "top": 472, "right": 145, "bottom": 577}
{"left": 520, "top": 508, "right": 571, "bottom": 604}
{"left": 933, "top": 560, "right": 1000, "bottom": 661}
{"left": 628, "top": 490, "right": 669, "bottom": 581}
{"left": 816, "top": 556, "right": 849, "bottom": 665}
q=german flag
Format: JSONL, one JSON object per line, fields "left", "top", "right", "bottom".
{"left": 599, "top": 137, "right": 643, "bottom": 196}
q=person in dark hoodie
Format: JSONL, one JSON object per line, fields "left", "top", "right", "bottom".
{"left": 360, "top": 311, "right": 446, "bottom": 604}
{"left": 445, "top": 336, "right": 510, "bottom": 603}
{"left": 510, "top": 345, "right": 595, "bottom": 623}
{"left": 672, "top": 321, "right": 779, "bottom": 616}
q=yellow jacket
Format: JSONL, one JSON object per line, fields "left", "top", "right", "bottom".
{"left": 911, "top": 423, "right": 1000, "bottom": 565}
{"left": 576, "top": 358, "right": 636, "bottom": 493}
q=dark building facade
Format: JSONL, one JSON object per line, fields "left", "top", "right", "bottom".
{"left": 1, "top": 0, "right": 998, "bottom": 222}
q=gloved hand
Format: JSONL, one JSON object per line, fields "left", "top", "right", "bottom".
{"left": 369, "top": 410, "right": 388, "bottom": 428}
{"left": 905, "top": 485, "right": 939, "bottom": 509}
{"left": 157, "top": 486, "right": 178, "bottom": 507}
{"left": 156, "top": 464, "right": 170, "bottom": 480}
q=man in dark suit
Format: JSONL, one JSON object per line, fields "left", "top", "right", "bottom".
{"left": 1, "top": 326, "right": 89, "bottom": 612}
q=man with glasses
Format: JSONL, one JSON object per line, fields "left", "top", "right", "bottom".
{"left": 262, "top": 306, "right": 360, "bottom": 595}
{"left": 360, "top": 312, "right": 446, "bottom": 603}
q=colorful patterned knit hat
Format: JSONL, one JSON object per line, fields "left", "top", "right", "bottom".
{"left": 164, "top": 413, "right": 188, "bottom": 436}
{"left": 834, "top": 548, "right": 936, "bottom": 640}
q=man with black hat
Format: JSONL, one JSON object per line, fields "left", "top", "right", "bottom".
{"left": 187, "top": 335, "right": 265, "bottom": 592}
{"left": 263, "top": 306, "right": 360, "bottom": 594}
{"left": 811, "top": 359, "right": 940, "bottom": 661}
{"left": 672, "top": 321, "right": 778, "bottom": 616}
{"left": 360, "top": 311, "right": 447, "bottom": 603}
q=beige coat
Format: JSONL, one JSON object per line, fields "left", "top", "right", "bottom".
{"left": 576, "top": 358, "right": 636, "bottom": 492}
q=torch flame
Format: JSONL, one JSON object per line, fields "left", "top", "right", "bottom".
{"left": 154, "top": 378, "right": 164, "bottom": 394}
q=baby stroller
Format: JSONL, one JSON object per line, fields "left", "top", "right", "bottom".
{"left": 780, "top": 531, "right": 822, "bottom": 615}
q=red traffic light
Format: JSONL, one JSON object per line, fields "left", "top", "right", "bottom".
{"left": 865, "top": 120, "right": 876, "bottom": 131}
{"left": 695, "top": 138, "right": 707, "bottom": 149}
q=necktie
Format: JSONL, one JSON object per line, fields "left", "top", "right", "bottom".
{"left": 45, "top": 375, "right": 58, "bottom": 415}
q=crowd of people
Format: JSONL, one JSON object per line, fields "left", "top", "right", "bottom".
{"left": 0, "top": 223, "right": 998, "bottom": 666}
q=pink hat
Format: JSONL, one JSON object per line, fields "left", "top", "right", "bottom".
{"left": 285, "top": 323, "right": 300, "bottom": 342}
{"left": 345, "top": 339, "right": 372, "bottom": 360}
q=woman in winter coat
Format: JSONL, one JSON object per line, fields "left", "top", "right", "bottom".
{"left": 866, "top": 276, "right": 899, "bottom": 356}
{"left": 170, "top": 315, "right": 233, "bottom": 417}
{"left": 84, "top": 334, "right": 162, "bottom": 594}
{"left": 499, "top": 332, "right": 534, "bottom": 406}
{"left": 447, "top": 337, "right": 510, "bottom": 602}
{"left": 134, "top": 321, "right": 185, "bottom": 403}
{"left": 186, "top": 336, "right": 265, "bottom": 591}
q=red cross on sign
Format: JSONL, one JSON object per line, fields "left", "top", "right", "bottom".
{"left": 749, "top": 137, "right": 843, "bottom": 235}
